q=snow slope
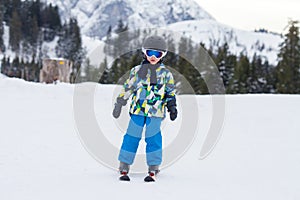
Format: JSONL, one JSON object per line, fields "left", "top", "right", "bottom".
{"left": 0, "top": 76, "right": 300, "bottom": 200}
{"left": 168, "top": 20, "right": 282, "bottom": 64}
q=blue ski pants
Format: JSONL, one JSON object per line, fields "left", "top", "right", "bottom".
{"left": 118, "top": 114, "right": 162, "bottom": 166}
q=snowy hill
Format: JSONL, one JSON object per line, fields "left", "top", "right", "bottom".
{"left": 167, "top": 19, "right": 282, "bottom": 64}
{"left": 0, "top": 77, "right": 300, "bottom": 199}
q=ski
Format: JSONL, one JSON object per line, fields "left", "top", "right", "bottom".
{"left": 144, "top": 171, "right": 156, "bottom": 182}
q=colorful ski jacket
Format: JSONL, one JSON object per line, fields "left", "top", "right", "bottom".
{"left": 118, "top": 63, "right": 176, "bottom": 118}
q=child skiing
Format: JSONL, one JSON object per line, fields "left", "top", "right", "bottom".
{"left": 112, "top": 35, "right": 177, "bottom": 182}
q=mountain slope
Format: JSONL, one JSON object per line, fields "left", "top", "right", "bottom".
{"left": 44, "top": 0, "right": 214, "bottom": 38}
{"left": 43, "top": 0, "right": 283, "bottom": 64}
{"left": 167, "top": 19, "right": 282, "bottom": 64}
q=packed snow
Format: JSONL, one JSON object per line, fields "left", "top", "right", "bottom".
{"left": 0, "top": 75, "right": 299, "bottom": 200}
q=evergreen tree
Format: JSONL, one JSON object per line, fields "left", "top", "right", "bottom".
{"left": 248, "top": 54, "right": 271, "bottom": 93}
{"left": 21, "top": 1, "right": 39, "bottom": 48}
{"left": 82, "top": 58, "right": 101, "bottom": 82}
{"left": 12, "top": 0, "right": 21, "bottom": 13}
{"left": 11, "top": 56, "right": 20, "bottom": 78}
{"left": 185, "top": 38, "right": 205, "bottom": 94}
{"left": 265, "top": 62, "right": 276, "bottom": 93}
{"left": 113, "top": 19, "right": 129, "bottom": 58}
{"left": 31, "top": 0, "right": 42, "bottom": 27}
{"left": 55, "top": 23, "right": 68, "bottom": 58}
{"left": 247, "top": 54, "right": 260, "bottom": 93}
{"left": 224, "top": 54, "right": 237, "bottom": 93}
{"left": 193, "top": 43, "right": 209, "bottom": 94}
{"left": 102, "top": 23, "right": 132, "bottom": 84}
{"left": 164, "top": 36, "right": 177, "bottom": 68}
{"left": 56, "top": 18, "right": 84, "bottom": 83}
{"left": 109, "top": 58, "right": 121, "bottom": 83}
{"left": 276, "top": 20, "right": 300, "bottom": 94}
{"left": 1, "top": 56, "right": 7, "bottom": 74}
{"left": 26, "top": 53, "right": 39, "bottom": 82}
{"left": 2, "top": 56, "right": 11, "bottom": 76}
{"left": 214, "top": 43, "right": 235, "bottom": 90}
{"left": 20, "top": 57, "right": 25, "bottom": 79}
{"left": 177, "top": 36, "right": 189, "bottom": 75}
{"left": 50, "top": 5, "right": 61, "bottom": 31}
{"left": 41, "top": 3, "right": 61, "bottom": 41}
{"left": 99, "top": 57, "right": 110, "bottom": 84}
{"left": 1, "top": 0, "right": 10, "bottom": 23}
{"left": 176, "top": 36, "right": 201, "bottom": 94}
{"left": 128, "top": 50, "right": 141, "bottom": 70}
{"left": 9, "top": 9, "right": 22, "bottom": 52}
{"left": 164, "top": 36, "right": 182, "bottom": 92}
{"left": 119, "top": 54, "right": 131, "bottom": 79}
{"left": 229, "top": 54, "right": 250, "bottom": 93}
{"left": 0, "top": 3, "right": 5, "bottom": 52}
{"left": 30, "top": 15, "right": 39, "bottom": 47}
{"left": 68, "top": 18, "right": 84, "bottom": 83}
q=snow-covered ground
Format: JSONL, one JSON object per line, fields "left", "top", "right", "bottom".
{"left": 0, "top": 75, "right": 299, "bottom": 200}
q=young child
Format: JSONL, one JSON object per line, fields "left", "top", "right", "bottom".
{"left": 112, "top": 35, "right": 177, "bottom": 182}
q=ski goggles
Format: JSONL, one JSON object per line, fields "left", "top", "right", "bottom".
{"left": 142, "top": 48, "right": 167, "bottom": 59}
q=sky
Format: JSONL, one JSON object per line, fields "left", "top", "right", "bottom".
{"left": 196, "top": 0, "right": 300, "bottom": 34}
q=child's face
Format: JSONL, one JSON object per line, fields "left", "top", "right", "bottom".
{"left": 146, "top": 55, "right": 160, "bottom": 65}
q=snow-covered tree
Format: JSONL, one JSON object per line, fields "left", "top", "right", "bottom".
{"left": 0, "top": 4, "right": 5, "bottom": 52}
{"left": 276, "top": 20, "right": 300, "bottom": 94}
{"left": 56, "top": 18, "right": 84, "bottom": 83}
{"left": 228, "top": 54, "right": 250, "bottom": 94}
{"left": 9, "top": 10, "right": 22, "bottom": 53}
{"left": 214, "top": 43, "right": 235, "bottom": 89}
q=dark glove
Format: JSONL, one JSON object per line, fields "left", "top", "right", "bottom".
{"left": 169, "top": 106, "right": 177, "bottom": 121}
{"left": 112, "top": 97, "right": 127, "bottom": 119}
{"left": 167, "top": 100, "right": 177, "bottom": 121}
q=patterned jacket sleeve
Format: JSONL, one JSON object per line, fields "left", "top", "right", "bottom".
{"left": 118, "top": 67, "right": 137, "bottom": 101}
{"left": 165, "top": 70, "right": 176, "bottom": 103}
